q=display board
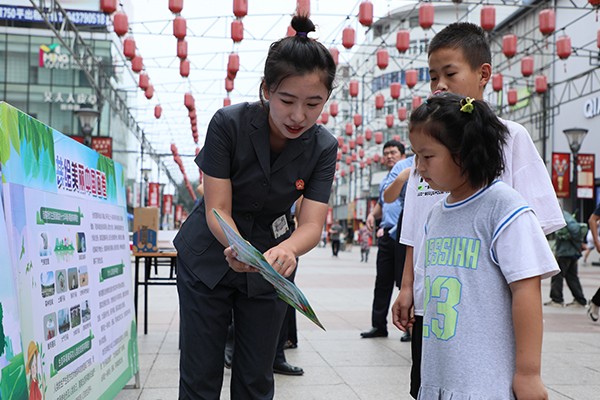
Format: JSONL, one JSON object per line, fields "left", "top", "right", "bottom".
{"left": 0, "top": 102, "right": 138, "bottom": 399}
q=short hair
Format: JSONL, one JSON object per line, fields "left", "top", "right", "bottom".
{"left": 383, "top": 139, "right": 405, "bottom": 155}
{"left": 409, "top": 93, "right": 508, "bottom": 188}
{"left": 428, "top": 22, "right": 491, "bottom": 71}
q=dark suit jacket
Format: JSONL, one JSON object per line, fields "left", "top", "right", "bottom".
{"left": 174, "top": 101, "right": 337, "bottom": 296}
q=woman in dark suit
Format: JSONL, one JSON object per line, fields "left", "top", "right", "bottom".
{"left": 174, "top": 14, "right": 337, "bottom": 400}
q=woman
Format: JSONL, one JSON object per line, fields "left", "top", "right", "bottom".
{"left": 174, "top": 14, "right": 337, "bottom": 400}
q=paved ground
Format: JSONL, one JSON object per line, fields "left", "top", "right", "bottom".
{"left": 116, "top": 244, "right": 600, "bottom": 399}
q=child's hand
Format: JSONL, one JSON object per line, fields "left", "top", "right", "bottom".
{"left": 512, "top": 373, "right": 548, "bottom": 400}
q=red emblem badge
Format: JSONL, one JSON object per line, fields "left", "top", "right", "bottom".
{"left": 295, "top": 179, "right": 305, "bottom": 190}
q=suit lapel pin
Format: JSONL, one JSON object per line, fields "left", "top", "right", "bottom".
{"left": 295, "top": 179, "right": 305, "bottom": 190}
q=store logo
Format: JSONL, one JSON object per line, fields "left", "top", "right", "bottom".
{"left": 584, "top": 96, "right": 600, "bottom": 119}
{"left": 39, "top": 43, "right": 102, "bottom": 70}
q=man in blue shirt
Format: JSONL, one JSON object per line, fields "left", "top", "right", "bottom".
{"left": 361, "top": 140, "right": 411, "bottom": 339}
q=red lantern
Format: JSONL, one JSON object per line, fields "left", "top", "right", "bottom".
{"left": 169, "top": 0, "right": 183, "bottom": 14}
{"left": 376, "top": 48, "right": 389, "bottom": 70}
{"left": 297, "top": 0, "right": 310, "bottom": 16}
{"left": 227, "top": 53, "right": 240, "bottom": 79}
{"left": 385, "top": 114, "right": 394, "bottom": 128}
{"left": 539, "top": 9, "right": 555, "bottom": 36}
{"left": 180, "top": 58, "right": 190, "bottom": 77}
{"left": 329, "top": 47, "right": 339, "bottom": 65}
{"left": 396, "top": 30, "right": 410, "bottom": 53}
{"left": 534, "top": 75, "right": 547, "bottom": 94}
{"left": 365, "top": 128, "right": 373, "bottom": 141}
{"left": 412, "top": 96, "right": 422, "bottom": 109}
{"left": 342, "top": 26, "right": 355, "bottom": 49}
{"left": 353, "top": 113, "right": 362, "bottom": 127}
{"left": 223, "top": 97, "right": 231, "bottom": 107}
{"left": 171, "top": 143, "right": 179, "bottom": 155}
{"left": 492, "top": 73, "right": 503, "bottom": 92}
{"left": 356, "top": 135, "right": 364, "bottom": 147}
{"left": 392, "top": 135, "right": 401, "bottom": 142}
{"left": 360, "top": 161, "right": 365, "bottom": 169}
{"left": 480, "top": 6, "right": 495, "bottom": 32}
{"left": 358, "top": 148, "right": 365, "bottom": 158}
{"left": 349, "top": 140, "right": 356, "bottom": 150}
{"left": 145, "top": 84, "right": 154, "bottom": 100}
{"left": 184, "top": 93, "right": 195, "bottom": 110}
{"left": 177, "top": 40, "right": 188, "bottom": 59}
{"left": 233, "top": 0, "right": 248, "bottom": 18}
{"left": 502, "top": 34, "right": 517, "bottom": 59}
{"left": 390, "top": 82, "right": 401, "bottom": 99}
{"left": 113, "top": 12, "right": 128, "bottom": 36}
{"left": 329, "top": 102, "right": 339, "bottom": 117}
{"left": 139, "top": 73, "right": 149, "bottom": 90}
{"left": 507, "top": 88, "right": 518, "bottom": 105}
{"left": 349, "top": 80, "right": 359, "bottom": 97}
{"left": 397, "top": 106, "right": 407, "bottom": 122}
{"left": 366, "top": 157, "right": 372, "bottom": 165}
{"left": 345, "top": 123, "right": 353, "bottom": 136}
{"left": 374, "top": 131, "right": 383, "bottom": 145}
{"left": 556, "top": 35, "right": 571, "bottom": 59}
{"left": 405, "top": 69, "right": 418, "bottom": 88}
{"left": 342, "top": 144, "right": 348, "bottom": 154}
{"left": 340, "top": 170, "right": 346, "bottom": 178}
{"left": 359, "top": 1, "right": 374, "bottom": 27}
{"left": 521, "top": 56, "right": 534, "bottom": 77}
{"left": 101, "top": 0, "right": 117, "bottom": 14}
{"left": 375, "top": 94, "right": 385, "bottom": 110}
{"left": 231, "top": 20, "right": 244, "bottom": 42}
{"left": 154, "top": 105, "right": 162, "bottom": 119}
{"left": 346, "top": 155, "right": 352, "bottom": 165}
{"left": 419, "top": 3, "right": 434, "bottom": 30}
{"left": 131, "top": 55, "right": 143, "bottom": 73}
{"left": 173, "top": 16, "right": 187, "bottom": 40}
{"left": 123, "top": 37, "right": 136, "bottom": 59}
{"left": 337, "top": 137, "right": 344, "bottom": 147}
{"left": 225, "top": 77, "right": 234, "bottom": 92}
{"left": 321, "top": 112, "right": 329, "bottom": 125}
{"left": 286, "top": 25, "right": 295, "bottom": 37}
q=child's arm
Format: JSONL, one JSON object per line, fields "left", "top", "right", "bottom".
{"left": 510, "top": 276, "right": 548, "bottom": 400}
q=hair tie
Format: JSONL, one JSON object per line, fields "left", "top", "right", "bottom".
{"left": 295, "top": 31, "right": 308, "bottom": 37}
{"left": 460, "top": 97, "right": 475, "bottom": 114}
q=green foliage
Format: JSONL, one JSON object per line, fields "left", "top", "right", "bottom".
{"left": 96, "top": 156, "right": 117, "bottom": 200}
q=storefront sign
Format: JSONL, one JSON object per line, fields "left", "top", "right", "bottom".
{"left": 577, "top": 153, "right": 595, "bottom": 199}
{"left": 551, "top": 152, "right": 570, "bottom": 198}
{"left": 584, "top": 96, "right": 600, "bottom": 119}
{"left": 69, "top": 136, "right": 112, "bottom": 159}
{"left": 44, "top": 91, "right": 97, "bottom": 111}
{"left": 0, "top": 5, "right": 107, "bottom": 26}
{"left": 39, "top": 43, "right": 103, "bottom": 70}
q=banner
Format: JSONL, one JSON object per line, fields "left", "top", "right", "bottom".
{"left": 175, "top": 205, "right": 183, "bottom": 223}
{"left": 0, "top": 102, "right": 138, "bottom": 399}
{"left": 577, "top": 153, "right": 595, "bottom": 199}
{"left": 163, "top": 194, "right": 173, "bottom": 215}
{"left": 551, "top": 152, "right": 570, "bottom": 198}
{"left": 147, "top": 183, "right": 160, "bottom": 208}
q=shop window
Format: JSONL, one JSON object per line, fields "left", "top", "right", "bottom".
{"left": 7, "top": 52, "right": 28, "bottom": 84}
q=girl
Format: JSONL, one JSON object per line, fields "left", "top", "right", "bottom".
{"left": 173, "top": 14, "right": 337, "bottom": 400}
{"left": 409, "top": 93, "right": 559, "bottom": 399}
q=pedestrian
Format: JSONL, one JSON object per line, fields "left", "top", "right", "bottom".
{"left": 173, "top": 14, "right": 337, "bottom": 400}
{"left": 409, "top": 92, "right": 559, "bottom": 398}
{"left": 391, "top": 22, "right": 565, "bottom": 399}
{"left": 587, "top": 203, "right": 600, "bottom": 321}
{"left": 360, "top": 140, "right": 410, "bottom": 340}
{"left": 544, "top": 209, "right": 587, "bottom": 308}
{"left": 329, "top": 220, "right": 342, "bottom": 256}
{"left": 357, "top": 221, "right": 370, "bottom": 262}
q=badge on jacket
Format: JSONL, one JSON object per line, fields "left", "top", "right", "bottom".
{"left": 271, "top": 214, "right": 289, "bottom": 239}
{"left": 295, "top": 179, "right": 304, "bottom": 191}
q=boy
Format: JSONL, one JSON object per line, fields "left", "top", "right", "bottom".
{"left": 390, "top": 22, "right": 565, "bottom": 398}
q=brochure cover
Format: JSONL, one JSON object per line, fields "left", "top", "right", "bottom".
{"left": 212, "top": 209, "right": 325, "bottom": 330}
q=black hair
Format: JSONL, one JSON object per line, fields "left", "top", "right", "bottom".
{"left": 383, "top": 139, "right": 405, "bottom": 155}
{"left": 409, "top": 93, "right": 508, "bottom": 189}
{"left": 260, "top": 15, "right": 337, "bottom": 104}
{"left": 428, "top": 22, "right": 491, "bottom": 71}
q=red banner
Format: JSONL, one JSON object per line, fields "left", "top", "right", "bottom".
{"left": 551, "top": 152, "right": 570, "bottom": 198}
{"left": 175, "top": 205, "right": 183, "bottom": 222}
{"left": 163, "top": 194, "right": 173, "bottom": 215}
{"left": 577, "top": 153, "right": 595, "bottom": 199}
{"left": 148, "top": 182, "right": 160, "bottom": 207}
{"left": 91, "top": 136, "right": 113, "bottom": 159}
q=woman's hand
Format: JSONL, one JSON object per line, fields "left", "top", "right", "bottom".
{"left": 264, "top": 246, "right": 297, "bottom": 277}
{"left": 224, "top": 247, "right": 258, "bottom": 273}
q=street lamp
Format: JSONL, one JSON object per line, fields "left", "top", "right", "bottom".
{"left": 75, "top": 106, "right": 100, "bottom": 147}
{"left": 563, "top": 127, "right": 588, "bottom": 221}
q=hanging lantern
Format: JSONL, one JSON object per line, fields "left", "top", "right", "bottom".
{"left": 139, "top": 73, "right": 149, "bottom": 90}
{"left": 342, "top": 144, "right": 348, "bottom": 154}
{"left": 365, "top": 128, "right": 372, "bottom": 141}
{"left": 342, "top": 26, "right": 355, "bottom": 49}
{"left": 375, "top": 94, "right": 385, "bottom": 110}
{"left": 318, "top": 112, "right": 328, "bottom": 125}
{"left": 171, "top": 143, "right": 179, "bottom": 155}
{"left": 145, "top": 84, "right": 154, "bottom": 100}
{"left": 360, "top": 161, "right": 365, "bottom": 169}
{"left": 225, "top": 77, "right": 234, "bottom": 92}
{"left": 390, "top": 82, "right": 401, "bottom": 99}
{"left": 396, "top": 30, "right": 410, "bottom": 53}
{"left": 337, "top": 137, "right": 344, "bottom": 147}
{"left": 492, "top": 73, "right": 503, "bottom": 92}
{"left": 534, "top": 75, "right": 548, "bottom": 94}
{"left": 233, "top": 0, "right": 248, "bottom": 18}
{"left": 286, "top": 25, "right": 295, "bottom": 37}
{"left": 392, "top": 135, "right": 401, "bottom": 142}
{"left": 412, "top": 95, "right": 422, "bottom": 109}
{"left": 169, "top": 0, "right": 183, "bottom": 14}
{"left": 345, "top": 123, "right": 353, "bottom": 136}
{"left": 376, "top": 48, "right": 389, "bottom": 70}
{"left": 385, "top": 114, "right": 394, "bottom": 128}
{"left": 184, "top": 92, "right": 195, "bottom": 110}
{"left": 507, "top": 88, "right": 518, "bottom": 105}
{"left": 349, "top": 140, "right": 356, "bottom": 150}
{"left": 419, "top": 3, "right": 434, "bottom": 30}
{"left": 374, "top": 131, "right": 383, "bottom": 145}
{"left": 180, "top": 58, "right": 190, "bottom": 77}
{"left": 227, "top": 53, "right": 240, "bottom": 79}
{"left": 359, "top": 1, "right": 374, "bottom": 27}
{"left": 480, "top": 6, "right": 495, "bottom": 32}
{"left": 223, "top": 97, "right": 231, "bottom": 107}
{"left": 329, "top": 47, "right": 339, "bottom": 65}
{"left": 349, "top": 80, "right": 359, "bottom": 97}
{"left": 366, "top": 157, "right": 372, "bottom": 165}
{"left": 296, "top": 0, "right": 310, "bottom": 16}
{"left": 123, "top": 37, "right": 136, "bottom": 59}
{"left": 397, "top": 106, "right": 407, "bottom": 121}
{"left": 113, "top": 12, "right": 128, "bottom": 36}
{"left": 154, "top": 105, "right": 162, "bottom": 119}
{"left": 101, "top": 0, "right": 117, "bottom": 14}
{"left": 539, "top": 9, "right": 555, "bottom": 36}
{"left": 357, "top": 135, "right": 364, "bottom": 147}
{"left": 131, "top": 55, "right": 143, "bottom": 73}
{"left": 405, "top": 69, "right": 418, "bottom": 88}
{"left": 329, "top": 102, "right": 339, "bottom": 117}
{"left": 340, "top": 170, "right": 346, "bottom": 178}
{"left": 353, "top": 113, "right": 362, "bottom": 127}
{"left": 177, "top": 39, "right": 188, "bottom": 59}
{"left": 502, "top": 34, "right": 517, "bottom": 59}
{"left": 521, "top": 56, "right": 534, "bottom": 77}
{"left": 231, "top": 20, "right": 244, "bottom": 42}
{"left": 173, "top": 16, "right": 187, "bottom": 40}
{"left": 556, "top": 35, "right": 572, "bottom": 59}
